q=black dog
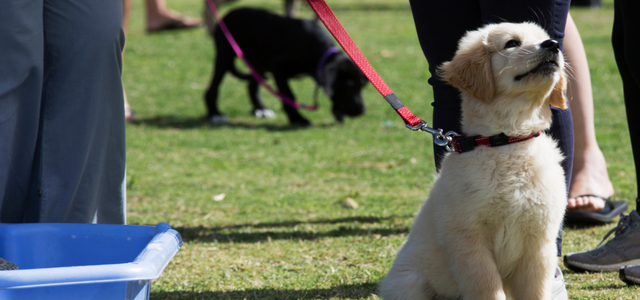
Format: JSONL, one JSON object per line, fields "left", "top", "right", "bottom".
{"left": 205, "top": 8, "right": 367, "bottom": 126}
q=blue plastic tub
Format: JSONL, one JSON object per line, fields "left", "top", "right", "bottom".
{"left": 0, "top": 222, "right": 182, "bottom": 300}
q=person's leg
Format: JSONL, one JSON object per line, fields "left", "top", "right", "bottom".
{"left": 0, "top": 0, "right": 44, "bottom": 223}
{"left": 612, "top": 0, "right": 640, "bottom": 209}
{"left": 564, "top": 13, "right": 613, "bottom": 212}
{"left": 37, "top": 0, "right": 126, "bottom": 224}
{"left": 408, "top": 0, "right": 482, "bottom": 169}
{"left": 145, "top": 0, "right": 201, "bottom": 32}
{"left": 122, "top": 0, "right": 135, "bottom": 122}
{"left": 122, "top": 0, "right": 132, "bottom": 34}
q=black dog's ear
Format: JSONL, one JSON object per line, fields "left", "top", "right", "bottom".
{"left": 342, "top": 59, "right": 368, "bottom": 86}
{"left": 360, "top": 70, "right": 368, "bottom": 86}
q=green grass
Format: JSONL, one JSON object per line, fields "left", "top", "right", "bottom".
{"left": 123, "top": 0, "right": 638, "bottom": 298}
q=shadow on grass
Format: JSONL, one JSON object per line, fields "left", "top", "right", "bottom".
{"left": 563, "top": 222, "right": 607, "bottom": 230}
{"left": 577, "top": 284, "right": 627, "bottom": 291}
{"left": 313, "top": 2, "right": 410, "bottom": 12}
{"left": 229, "top": 1, "right": 411, "bottom": 13}
{"left": 130, "top": 115, "right": 340, "bottom": 131}
{"left": 151, "top": 282, "right": 379, "bottom": 300}
{"left": 174, "top": 215, "right": 411, "bottom": 244}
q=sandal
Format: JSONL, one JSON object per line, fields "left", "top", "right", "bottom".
{"left": 147, "top": 18, "right": 201, "bottom": 33}
{"left": 565, "top": 194, "right": 628, "bottom": 224}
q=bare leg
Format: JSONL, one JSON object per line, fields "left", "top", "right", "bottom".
{"left": 284, "top": 0, "right": 299, "bottom": 18}
{"left": 122, "top": 0, "right": 135, "bottom": 122}
{"left": 122, "top": 0, "right": 132, "bottom": 35}
{"left": 145, "top": 0, "right": 201, "bottom": 32}
{"left": 565, "top": 13, "right": 614, "bottom": 212}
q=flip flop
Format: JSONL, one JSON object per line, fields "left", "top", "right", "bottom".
{"left": 565, "top": 194, "right": 628, "bottom": 224}
{"left": 146, "top": 19, "right": 201, "bottom": 33}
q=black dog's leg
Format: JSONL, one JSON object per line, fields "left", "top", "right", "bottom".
{"left": 272, "top": 72, "right": 311, "bottom": 126}
{"left": 205, "top": 46, "right": 234, "bottom": 123}
{"left": 248, "top": 78, "right": 276, "bottom": 119}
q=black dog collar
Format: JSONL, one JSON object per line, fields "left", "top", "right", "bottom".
{"left": 450, "top": 131, "right": 542, "bottom": 153}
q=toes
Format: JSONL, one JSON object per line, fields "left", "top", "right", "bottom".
{"left": 567, "top": 196, "right": 606, "bottom": 213}
{"left": 589, "top": 196, "right": 606, "bottom": 211}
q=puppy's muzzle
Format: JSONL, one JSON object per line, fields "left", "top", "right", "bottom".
{"left": 514, "top": 39, "right": 560, "bottom": 81}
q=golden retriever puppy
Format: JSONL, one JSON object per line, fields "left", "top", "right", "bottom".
{"left": 379, "top": 22, "right": 568, "bottom": 300}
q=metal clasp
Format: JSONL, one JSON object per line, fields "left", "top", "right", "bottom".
{"left": 406, "top": 120, "right": 461, "bottom": 151}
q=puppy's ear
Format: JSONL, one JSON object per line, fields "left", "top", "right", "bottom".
{"left": 548, "top": 71, "right": 568, "bottom": 109}
{"left": 437, "top": 39, "right": 494, "bottom": 102}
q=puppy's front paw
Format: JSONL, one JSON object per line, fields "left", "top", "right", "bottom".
{"left": 252, "top": 108, "right": 276, "bottom": 119}
{"left": 208, "top": 114, "right": 228, "bottom": 124}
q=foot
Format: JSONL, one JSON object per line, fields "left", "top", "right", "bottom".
{"left": 567, "top": 146, "right": 614, "bottom": 213}
{"left": 147, "top": 11, "right": 201, "bottom": 33}
{"left": 125, "top": 104, "right": 136, "bottom": 122}
{"left": 564, "top": 210, "right": 640, "bottom": 272}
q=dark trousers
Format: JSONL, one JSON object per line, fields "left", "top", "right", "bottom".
{"left": 612, "top": 0, "right": 640, "bottom": 210}
{"left": 0, "top": 0, "right": 126, "bottom": 224}
{"left": 408, "top": 0, "right": 572, "bottom": 256}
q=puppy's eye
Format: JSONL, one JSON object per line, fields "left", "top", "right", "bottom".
{"left": 504, "top": 39, "right": 521, "bottom": 49}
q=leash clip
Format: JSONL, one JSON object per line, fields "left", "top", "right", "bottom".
{"left": 406, "top": 120, "right": 460, "bottom": 149}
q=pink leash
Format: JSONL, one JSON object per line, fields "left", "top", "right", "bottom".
{"left": 205, "top": 0, "right": 317, "bottom": 110}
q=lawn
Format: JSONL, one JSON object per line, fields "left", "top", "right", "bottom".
{"left": 122, "top": 0, "right": 638, "bottom": 299}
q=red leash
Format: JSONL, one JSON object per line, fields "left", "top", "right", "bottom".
{"left": 306, "top": 0, "right": 463, "bottom": 149}
{"left": 307, "top": 0, "right": 541, "bottom": 152}
{"left": 306, "top": 0, "right": 421, "bottom": 126}
{"left": 205, "top": 0, "right": 317, "bottom": 110}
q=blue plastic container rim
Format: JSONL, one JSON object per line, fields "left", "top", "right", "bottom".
{"left": 0, "top": 222, "right": 182, "bottom": 290}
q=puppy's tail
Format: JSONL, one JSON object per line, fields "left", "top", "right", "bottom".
{"left": 230, "top": 63, "right": 253, "bottom": 81}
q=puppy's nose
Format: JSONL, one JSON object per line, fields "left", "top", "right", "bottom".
{"left": 541, "top": 39, "right": 559, "bottom": 53}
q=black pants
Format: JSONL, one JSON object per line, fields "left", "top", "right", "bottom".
{"left": 612, "top": 0, "right": 640, "bottom": 210}
{"left": 408, "top": 0, "right": 572, "bottom": 256}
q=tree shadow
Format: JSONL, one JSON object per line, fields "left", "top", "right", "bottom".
{"left": 130, "top": 115, "right": 341, "bottom": 131}
{"left": 151, "top": 282, "right": 379, "bottom": 300}
{"left": 174, "top": 215, "right": 412, "bottom": 244}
